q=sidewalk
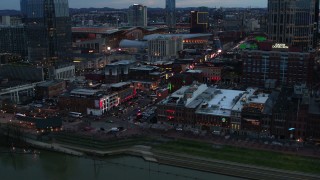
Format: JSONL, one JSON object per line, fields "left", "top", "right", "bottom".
{"left": 26, "top": 138, "right": 84, "bottom": 156}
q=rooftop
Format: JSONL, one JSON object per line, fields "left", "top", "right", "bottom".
{"left": 107, "top": 60, "right": 135, "bottom": 66}
{"left": 196, "top": 88, "right": 246, "bottom": 117}
{"left": 143, "top": 33, "right": 212, "bottom": 41}
{"left": 130, "top": 65, "right": 158, "bottom": 71}
{"left": 151, "top": 61, "right": 174, "bottom": 65}
{"left": 119, "top": 39, "right": 147, "bottom": 49}
{"left": 232, "top": 88, "right": 269, "bottom": 112}
{"left": 70, "top": 88, "right": 98, "bottom": 96}
{"left": 111, "top": 82, "right": 131, "bottom": 88}
{"left": 159, "top": 84, "right": 273, "bottom": 117}
{"left": 37, "top": 80, "right": 64, "bottom": 87}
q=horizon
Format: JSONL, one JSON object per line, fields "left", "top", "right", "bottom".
{"left": 0, "top": 0, "right": 267, "bottom": 10}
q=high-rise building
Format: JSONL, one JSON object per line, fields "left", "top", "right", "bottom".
{"left": 0, "top": 25, "right": 27, "bottom": 57}
{"left": 190, "top": 11, "right": 209, "bottom": 33}
{"left": 0, "top": 16, "right": 11, "bottom": 26}
{"left": 166, "top": 0, "right": 176, "bottom": 30}
{"left": 128, "top": 4, "right": 147, "bottom": 27}
{"left": 148, "top": 36, "right": 183, "bottom": 62}
{"left": 267, "top": 0, "right": 319, "bottom": 51}
{"left": 20, "top": 0, "right": 72, "bottom": 64}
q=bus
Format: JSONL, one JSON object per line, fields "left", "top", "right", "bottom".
{"left": 68, "top": 112, "right": 83, "bottom": 118}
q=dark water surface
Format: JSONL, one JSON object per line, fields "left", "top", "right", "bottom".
{"left": 0, "top": 147, "right": 244, "bottom": 180}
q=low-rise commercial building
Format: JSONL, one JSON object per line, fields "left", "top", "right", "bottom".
{"left": 157, "top": 83, "right": 276, "bottom": 135}
{"left": 193, "top": 63, "right": 223, "bottom": 83}
{"left": 110, "top": 82, "right": 136, "bottom": 104}
{"left": 35, "top": 80, "right": 66, "bottom": 99}
{"left": 128, "top": 65, "right": 162, "bottom": 91}
{"left": 58, "top": 81, "right": 135, "bottom": 116}
{"left": 105, "top": 60, "right": 136, "bottom": 83}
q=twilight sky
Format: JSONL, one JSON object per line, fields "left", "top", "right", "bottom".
{"left": 0, "top": 0, "right": 267, "bottom": 10}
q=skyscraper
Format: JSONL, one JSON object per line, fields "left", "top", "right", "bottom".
{"left": 190, "top": 11, "right": 209, "bottom": 33}
{"left": 166, "top": 0, "right": 176, "bottom": 30}
{"left": 267, "top": 0, "right": 319, "bottom": 51}
{"left": 0, "top": 25, "right": 27, "bottom": 57}
{"left": 20, "top": 0, "right": 72, "bottom": 64}
{"left": 128, "top": 4, "right": 147, "bottom": 27}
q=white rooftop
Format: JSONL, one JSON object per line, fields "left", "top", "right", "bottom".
{"left": 111, "top": 82, "right": 131, "bottom": 88}
{"left": 160, "top": 83, "right": 271, "bottom": 118}
{"left": 232, "top": 88, "right": 270, "bottom": 112}
{"left": 196, "top": 89, "right": 246, "bottom": 117}
{"left": 71, "top": 89, "right": 98, "bottom": 96}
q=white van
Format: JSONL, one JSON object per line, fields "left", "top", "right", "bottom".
{"left": 68, "top": 112, "right": 83, "bottom": 118}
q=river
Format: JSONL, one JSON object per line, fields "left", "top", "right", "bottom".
{"left": 0, "top": 147, "right": 244, "bottom": 180}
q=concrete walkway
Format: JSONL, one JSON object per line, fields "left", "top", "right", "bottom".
{"left": 26, "top": 139, "right": 84, "bottom": 156}
{"left": 56, "top": 143, "right": 157, "bottom": 162}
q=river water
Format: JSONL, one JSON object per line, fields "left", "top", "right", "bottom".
{"left": 0, "top": 147, "right": 244, "bottom": 180}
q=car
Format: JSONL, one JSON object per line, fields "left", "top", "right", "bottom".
{"left": 271, "top": 141, "right": 283, "bottom": 146}
{"left": 212, "top": 130, "right": 220, "bottom": 135}
{"left": 176, "top": 128, "right": 183, "bottom": 131}
{"left": 33, "top": 104, "right": 43, "bottom": 108}
{"left": 110, "top": 127, "right": 119, "bottom": 132}
{"left": 106, "top": 120, "right": 114, "bottom": 123}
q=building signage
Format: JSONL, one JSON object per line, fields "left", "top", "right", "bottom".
{"left": 272, "top": 43, "right": 289, "bottom": 49}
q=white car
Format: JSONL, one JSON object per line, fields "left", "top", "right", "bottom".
{"left": 110, "top": 127, "right": 119, "bottom": 132}
{"left": 33, "top": 104, "right": 43, "bottom": 108}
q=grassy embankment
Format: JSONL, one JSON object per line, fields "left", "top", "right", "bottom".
{"left": 154, "top": 139, "right": 320, "bottom": 174}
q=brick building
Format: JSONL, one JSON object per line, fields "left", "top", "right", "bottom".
{"left": 35, "top": 80, "right": 66, "bottom": 99}
{"left": 241, "top": 42, "right": 315, "bottom": 88}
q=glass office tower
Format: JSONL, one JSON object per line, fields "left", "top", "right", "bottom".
{"left": 166, "top": 0, "right": 176, "bottom": 30}
{"left": 128, "top": 4, "right": 147, "bottom": 27}
{"left": 267, "top": 0, "right": 319, "bottom": 51}
{"left": 21, "top": 0, "right": 72, "bottom": 64}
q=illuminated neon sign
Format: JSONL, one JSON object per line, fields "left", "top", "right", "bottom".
{"left": 272, "top": 43, "right": 288, "bottom": 49}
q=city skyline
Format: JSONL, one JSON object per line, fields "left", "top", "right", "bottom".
{"left": 1, "top": 0, "right": 267, "bottom": 10}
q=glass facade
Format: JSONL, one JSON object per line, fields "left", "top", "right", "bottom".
{"left": 0, "top": 25, "right": 27, "bottom": 57}
{"left": 166, "top": 0, "right": 176, "bottom": 29}
{"left": 128, "top": 4, "right": 147, "bottom": 27}
{"left": 20, "top": 0, "right": 71, "bottom": 64}
{"left": 267, "top": 0, "right": 319, "bottom": 50}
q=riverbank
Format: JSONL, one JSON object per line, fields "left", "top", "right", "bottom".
{"left": 2, "top": 129, "right": 320, "bottom": 180}
{"left": 153, "top": 150, "right": 320, "bottom": 180}
{"left": 33, "top": 138, "right": 320, "bottom": 180}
